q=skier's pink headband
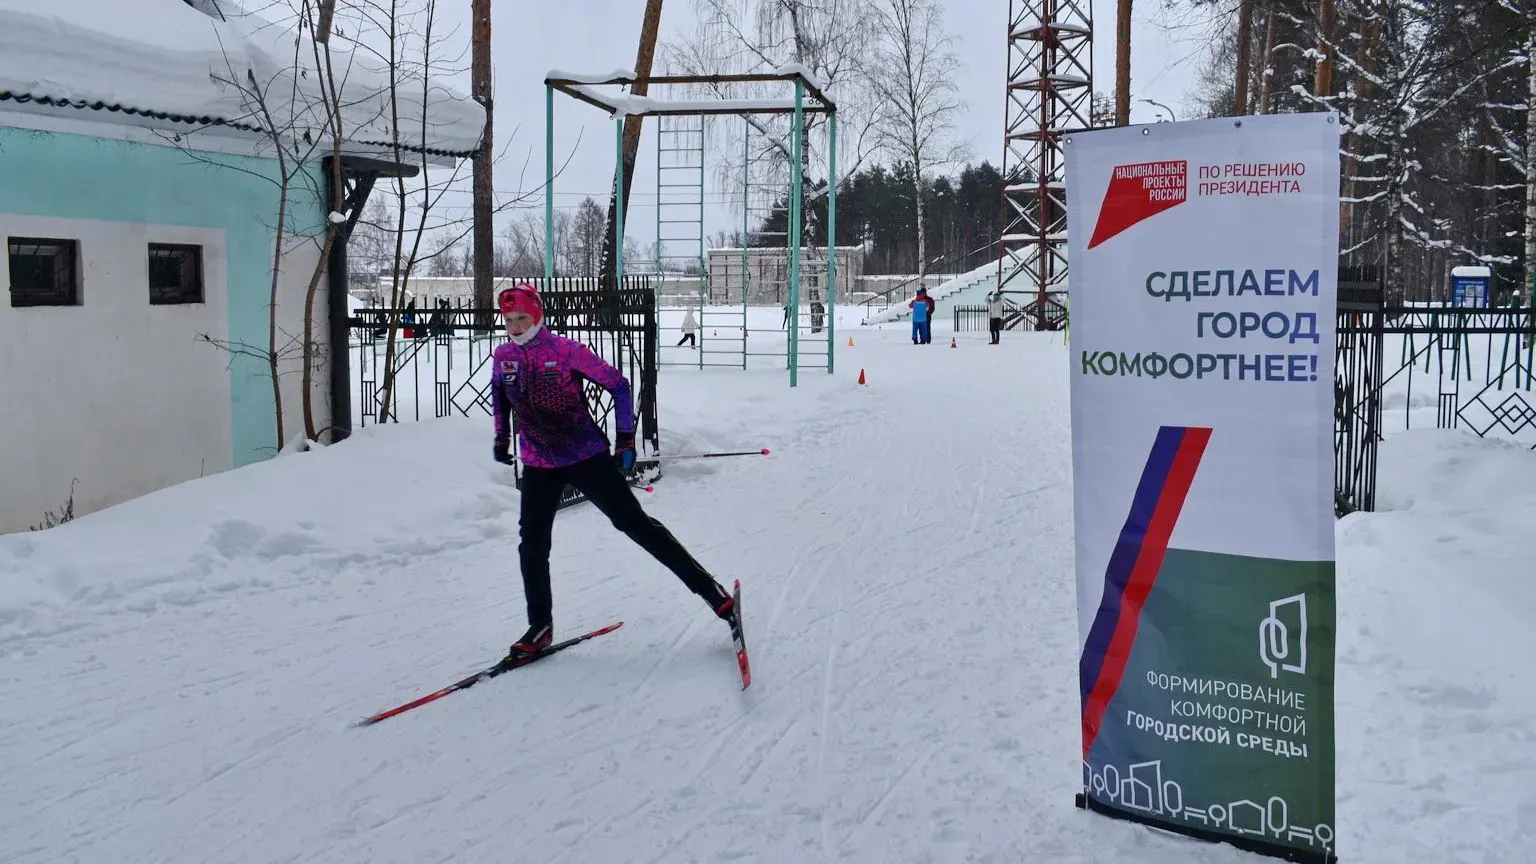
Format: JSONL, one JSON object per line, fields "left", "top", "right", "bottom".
{"left": 497, "top": 284, "right": 543, "bottom": 324}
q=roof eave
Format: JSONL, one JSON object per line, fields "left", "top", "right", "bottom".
{"left": 0, "top": 90, "right": 479, "bottom": 163}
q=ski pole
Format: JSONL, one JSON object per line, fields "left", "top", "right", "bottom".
{"left": 651, "top": 448, "right": 771, "bottom": 462}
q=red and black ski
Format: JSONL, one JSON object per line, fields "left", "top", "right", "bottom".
{"left": 353, "top": 621, "right": 624, "bottom": 726}
{"left": 729, "top": 579, "right": 751, "bottom": 689}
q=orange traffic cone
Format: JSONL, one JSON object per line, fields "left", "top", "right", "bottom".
{"left": 950, "top": 336, "right": 957, "bottom": 348}
{"left": 847, "top": 336, "right": 854, "bottom": 347}
{"left": 857, "top": 368, "right": 867, "bottom": 386}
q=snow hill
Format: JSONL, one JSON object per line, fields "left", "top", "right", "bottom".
{"left": 2, "top": 313, "right": 1534, "bottom": 863}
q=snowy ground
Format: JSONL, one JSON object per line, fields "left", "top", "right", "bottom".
{"left": 3, "top": 319, "right": 1534, "bottom": 863}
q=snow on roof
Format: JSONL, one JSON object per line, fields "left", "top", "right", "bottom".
{"left": 0, "top": 0, "right": 485, "bottom": 160}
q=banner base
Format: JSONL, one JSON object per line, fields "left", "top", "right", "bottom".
{"left": 1074, "top": 793, "right": 1338, "bottom": 864}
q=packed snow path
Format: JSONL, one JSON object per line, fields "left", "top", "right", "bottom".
{"left": 3, "top": 322, "right": 1534, "bottom": 863}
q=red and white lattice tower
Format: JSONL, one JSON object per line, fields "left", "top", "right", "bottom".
{"left": 997, "top": 0, "right": 1093, "bottom": 329}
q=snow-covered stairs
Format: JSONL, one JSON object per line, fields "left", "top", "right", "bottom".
{"left": 859, "top": 260, "right": 1000, "bottom": 325}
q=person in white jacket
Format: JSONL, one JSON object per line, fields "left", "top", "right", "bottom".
{"left": 678, "top": 309, "right": 698, "bottom": 346}
{"left": 987, "top": 291, "right": 1005, "bottom": 344}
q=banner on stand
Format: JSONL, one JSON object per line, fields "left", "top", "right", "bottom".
{"left": 1065, "top": 113, "right": 1340, "bottom": 864}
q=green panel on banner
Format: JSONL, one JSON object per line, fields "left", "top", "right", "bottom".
{"left": 1084, "top": 548, "right": 1336, "bottom": 857}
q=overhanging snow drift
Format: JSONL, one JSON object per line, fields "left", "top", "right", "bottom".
{"left": 0, "top": 0, "right": 485, "bottom": 160}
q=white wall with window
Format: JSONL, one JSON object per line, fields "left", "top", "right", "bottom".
{"left": 0, "top": 215, "right": 233, "bottom": 531}
{"left": 0, "top": 0, "right": 484, "bottom": 532}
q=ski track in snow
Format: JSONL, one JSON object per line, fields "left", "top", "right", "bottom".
{"left": 2, "top": 321, "right": 1534, "bottom": 863}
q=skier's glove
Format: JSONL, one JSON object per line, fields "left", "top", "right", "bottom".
{"left": 614, "top": 430, "right": 636, "bottom": 473}
{"left": 493, "top": 436, "right": 513, "bottom": 465}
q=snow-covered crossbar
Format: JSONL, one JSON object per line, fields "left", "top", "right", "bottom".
{"left": 543, "top": 69, "right": 836, "bottom": 118}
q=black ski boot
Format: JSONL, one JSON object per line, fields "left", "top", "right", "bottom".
{"left": 504, "top": 623, "right": 552, "bottom": 663}
{"left": 705, "top": 581, "right": 739, "bottom": 629}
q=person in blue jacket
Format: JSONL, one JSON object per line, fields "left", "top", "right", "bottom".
{"left": 909, "top": 287, "right": 935, "bottom": 344}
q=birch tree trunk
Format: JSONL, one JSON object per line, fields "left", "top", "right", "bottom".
{"left": 867, "top": 0, "right": 962, "bottom": 281}
{"left": 913, "top": 162, "right": 927, "bottom": 279}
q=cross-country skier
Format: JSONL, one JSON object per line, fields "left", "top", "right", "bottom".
{"left": 489, "top": 283, "right": 739, "bottom": 661}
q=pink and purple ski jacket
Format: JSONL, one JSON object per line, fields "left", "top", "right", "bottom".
{"left": 490, "top": 328, "right": 635, "bottom": 468}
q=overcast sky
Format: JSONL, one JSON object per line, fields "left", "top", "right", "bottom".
{"left": 419, "top": 0, "right": 1213, "bottom": 252}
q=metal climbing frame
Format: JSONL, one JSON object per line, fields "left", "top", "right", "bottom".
{"left": 544, "top": 69, "right": 838, "bottom": 387}
{"left": 654, "top": 114, "right": 721, "bottom": 369}
{"left": 738, "top": 117, "right": 834, "bottom": 372}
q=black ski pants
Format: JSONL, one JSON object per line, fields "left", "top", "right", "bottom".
{"left": 518, "top": 453, "right": 719, "bottom": 626}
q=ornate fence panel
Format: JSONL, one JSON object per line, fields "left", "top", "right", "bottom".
{"left": 1334, "top": 282, "right": 1385, "bottom": 515}
{"left": 347, "top": 276, "right": 661, "bottom": 507}
{"left": 1334, "top": 277, "right": 1534, "bottom": 515}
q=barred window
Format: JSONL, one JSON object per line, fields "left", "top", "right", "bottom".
{"left": 8, "top": 237, "right": 81, "bottom": 307}
{"left": 148, "top": 243, "right": 204, "bottom": 305}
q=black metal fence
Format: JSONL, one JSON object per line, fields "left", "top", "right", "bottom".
{"left": 347, "top": 276, "right": 661, "bottom": 506}
{"left": 955, "top": 294, "right": 1069, "bottom": 333}
{"left": 1334, "top": 281, "right": 1385, "bottom": 515}
{"left": 954, "top": 304, "right": 991, "bottom": 332}
{"left": 1335, "top": 281, "right": 1535, "bottom": 515}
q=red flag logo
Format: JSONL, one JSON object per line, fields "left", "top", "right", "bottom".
{"left": 1088, "top": 160, "right": 1188, "bottom": 249}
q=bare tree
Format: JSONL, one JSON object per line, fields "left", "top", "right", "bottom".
{"left": 501, "top": 212, "right": 550, "bottom": 275}
{"left": 349, "top": 196, "right": 396, "bottom": 290}
{"left": 200, "top": 66, "right": 320, "bottom": 452}
{"left": 166, "top": 2, "right": 360, "bottom": 452}
{"left": 571, "top": 197, "right": 607, "bottom": 277}
{"left": 366, "top": 0, "right": 478, "bottom": 422}
{"left": 665, "top": 0, "right": 880, "bottom": 205}
{"left": 163, "top": 0, "right": 492, "bottom": 445}
{"left": 867, "top": 0, "right": 967, "bottom": 280}
{"left": 169, "top": 0, "right": 585, "bottom": 444}
{"left": 425, "top": 229, "right": 470, "bottom": 276}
